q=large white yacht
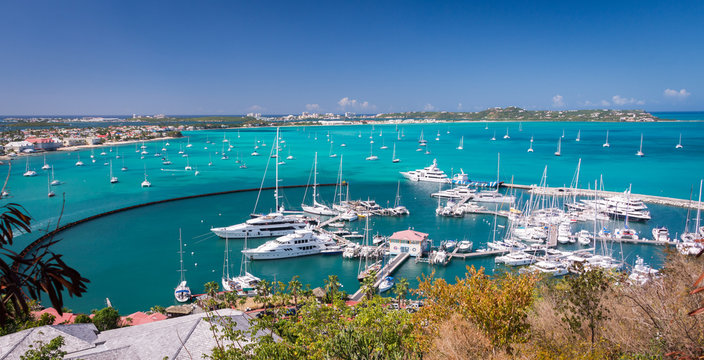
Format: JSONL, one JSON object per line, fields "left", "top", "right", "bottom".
{"left": 400, "top": 159, "right": 450, "bottom": 183}
{"left": 242, "top": 229, "right": 340, "bottom": 260}
{"left": 211, "top": 211, "right": 309, "bottom": 239}
{"left": 568, "top": 189, "right": 651, "bottom": 221}
{"left": 211, "top": 128, "right": 310, "bottom": 239}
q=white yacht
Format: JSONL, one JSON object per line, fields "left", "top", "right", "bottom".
{"left": 41, "top": 155, "right": 51, "bottom": 170}
{"left": 431, "top": 185, "right": 475, "bottom": 199}
{"left": 627, "top": 256, "right": 658, "bottom": 285}
{"left": 651, "top": 227, "right": 671, "bottom": 242}
{"left": 400, "top": 159, "right": 450, "bottom": 183}
{"left": 474, "top": 190, "right": 515, "bottom": 204}
{"left": 495, "top": 251, "right": 535, "bottom": 266}
{"left": 212, "top": 128, "right": 310, "bottom": 239}
{"left": 141, "top": 166, "right": 151, "bottom": 187}
{"left": 242, "top": 229, "right": 339, "bottom": 260}
{"left": 521, "top": 260, "right": 568, "bottom": 277}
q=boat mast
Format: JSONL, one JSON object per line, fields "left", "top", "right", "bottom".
{"left": 496, "top": 153, "right": 500, "bottom": 190}
{"left": 696, "top": 179, "right": 703, "bottom": 234}
{"left": 275, "top": 127, "right": 280, "bottom": 211}
{"left": 313, "top": 152, "right": 318, "bottom": 205}
{"left": 178, "top": 229, "right": 186, "bottom": 283}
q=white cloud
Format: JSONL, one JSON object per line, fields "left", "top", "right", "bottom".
{"left": 457, "top": 102, "right": 463, "bottom": 110}
{"left": 337, "top": 97, "right": 374, "bottom": 110}
{"left": 600, "top": 100, "right": 611, "bottom": 106}
{"left": 305, "top": 104, "right": 320, "bottom": 111}
{"left": 552, "top": 94, "right": 565, "bottom": 107}
{"left": 611, "top": 95, "right": 644, "bottom": 106}
{"left": 664, "top": 88, "right": 691, "bottom": 99}
{"left": 424, "top": 103, "right": 435, "bottom": 111}
{"left": 248, "top": 105, "right": 264, "bottom": 112}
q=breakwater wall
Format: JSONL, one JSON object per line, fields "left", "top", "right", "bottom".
{"left": 18, "top": 183, "right": 337, "bottom": 263}
{"left": 502, "top": 184, "right": 704, "bottom": 210}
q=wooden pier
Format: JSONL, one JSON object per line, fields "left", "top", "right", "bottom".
{"left": 317, "top": 214, "right": 344, "bottom": 229}
{"left": 350, "top": 253, "right": 410, "bottom": 301}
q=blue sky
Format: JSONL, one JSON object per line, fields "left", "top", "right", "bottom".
{"left": 1, "top": 0, "right": 702, "bottom": 115}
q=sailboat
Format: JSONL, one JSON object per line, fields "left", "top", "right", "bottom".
{"left": 366, "top": 142, "right": 378, "bottom": 161}
{"left": 141, "top": 165, "right": 151, "bottom": 187}
{"left": 23, "top": 158, "right": 37, "bottom": 177}
{"left": 575, "top": 130, "right": 581, "bottom": 142}
{"left": 435, "top": 130, "right": 440, "bottom": 141}
{"left": 174, "top": 229, "right": 191, "bottom": 303}
{"left": 74, "top": 153, "right": 84, "bottom": 166}
{"left": 208, "top": 153, "right": 213, "bottom": 166}
{"left": 221, "top": 142, "right": 229, "bottom": 160}
{"left": 121, "top": 157, "right": 128, "bottom": 171}
{"left": 561, "top": 129, "right": 565, "bottom": 138}
{"left": 527, "top": 136, "right": 534, "bottom": 152}
{"left": 185, "top": 156, "right": 192, "bottom": 171}
{"left": 186, "top": 137, "right": 192, "bottom": 148}
{"left": 109, "top": 160, "right": 118, "bottom": 183}
{"left": 602, "top": 130, "right": 610, "bottom": 147}
{"left": 418, "top": 130, "right": 427, "bottom": 146}
{"left": 163, "top": 152, "right": 172, "bottom": 165}
{"left": 554, "top": 137, "right": 562, "bottom": 156}
{"left": 41, "top": 155, "right": 51, "bottom": 170}
{"left": 222, "top": 232, "right": 261, "bottom": 295}
{"left": 329, "top": 140, "right": 337, "bottom": 158}
{"left": 392, "top": 143, "right": 400, "bottom": 163}
{"left": 47, "top": 173, "right": 55, "bottom": 198}
{"left": 357, "top": 216, "right": 381, "bottom": 281}
{"left": 50, "top": 166, "right": 60, "bottom": 186}
{"left": 457, "top": 136, "right": 464, "bottom": 150}
{"left": 676, "top": 133, "right": 683, "bottom": 149}
{"left": 286, "top": 147, "right": 294, "bottom": 160}
{"left": 503, "top": 128, "right": 510, "bottom": 139}
{"left": 115, "top": 147, "right": 121, "bottom": 159}
{"left": 635, "top": 133, "right": 644, "bottom": 157}
{"left": 380, "top": 138, "right": 388, "bottom": 150}
{"left": 302, "top": 153, "right": 338, "bottom": 216}
{"left": 518, "top": 122, "right": 523, "bottom": 132}
{"left": 491, "top": 131, "right": 496, "bottom": 141}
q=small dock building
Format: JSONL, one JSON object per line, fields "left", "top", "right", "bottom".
{"left": 388, "top": 229, "right": 430, "bottom": 257}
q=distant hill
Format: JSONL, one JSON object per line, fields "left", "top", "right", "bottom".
{"left": 376, "top": 107, "right": 659, "bottom": 122}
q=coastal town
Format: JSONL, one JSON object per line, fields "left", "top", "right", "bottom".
{"left": 0, "top": 107, "right": 661, "bottom": 157}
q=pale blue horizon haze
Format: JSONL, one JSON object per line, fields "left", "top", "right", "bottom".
{"left": 1, "top": 0, "right": 702, "bottom": 115}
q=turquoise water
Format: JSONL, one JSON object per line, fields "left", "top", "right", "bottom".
{"left": 3, "top": 118, "right": 704, "bottom": 313}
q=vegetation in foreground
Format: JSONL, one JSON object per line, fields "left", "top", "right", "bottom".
{"left": 205, "top": 252, "right": 703, "bottom": 360}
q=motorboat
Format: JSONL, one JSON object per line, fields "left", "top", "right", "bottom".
{"left": 651, "top": 227, "right": 671, "bottom": 242}
{"left": 495, "top": 251, "right": 535, "bottom": 266}
{"left": 474, "top": 191, "right": 515, "bottom": 204}
{"left": 627, "top": 256, "right": 658, "bottom": 285}
{"left": 614, "top": 227, "right": 639, "bottom": 241}
{"left": 378, "top": 277, "right": 394, "bottom": 293}
{"left": 520, "top": 260, "right": 568, "bottom": 277}
{"left": 400, "top": 159, "right": 450, "bottom": 183}
{"left": 576, "top": 230, "right": 593, "bottom": 246}
{"left": 457, "top": 240, "right": 472, "bottom": 253}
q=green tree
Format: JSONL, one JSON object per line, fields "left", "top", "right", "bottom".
{"left": 361, "top": 270, "right": 378, "bottom": 301}
{"left": 414, "top": 266, "right": 538, "bottom": 354}
{"left": 559, "top": 262, "right": 612, "bottom": 344}
{"left": 20, "top": 335, "right": 66, "bottom": 360}
{"left": 91, "top": 307, "right": 121, "bottom": 331}
{"left": 0, "top": 203, "right": 89, "bottom": 327}
{"left": 254, "top": 279, "right": 273, "bottom": 308}
{"left": 287, "top": 276, "right": 302, "bottom": 308}
{"left": 205, "top": 281, "right": 219, "bottom": 297}
{"left": 394, "top": 277, "right": 410, "bottom": 307}
{"left": 149, "top": 305, "right": 166, "bottom": 314}
{"left": 73, "top": 314, "right": 91, "bottom": 324}
{"left": 323, "top": 275, "right": 343, "bottom": 303}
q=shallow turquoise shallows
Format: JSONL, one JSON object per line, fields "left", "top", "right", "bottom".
{"left": 3, "top": 116, "right": 704, "bottom": 313}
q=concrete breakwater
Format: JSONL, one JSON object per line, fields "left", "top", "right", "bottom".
{"left": 502, "top": 184, "right": 704, "bottom": 210}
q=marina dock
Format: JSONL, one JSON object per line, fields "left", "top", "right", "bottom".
{"left": 350, "top": 253, "right": 410, "bottom": 301}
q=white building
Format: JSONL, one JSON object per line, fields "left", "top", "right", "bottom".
{"left": 388, "top": 229, "right": 430, "bottom": 257}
